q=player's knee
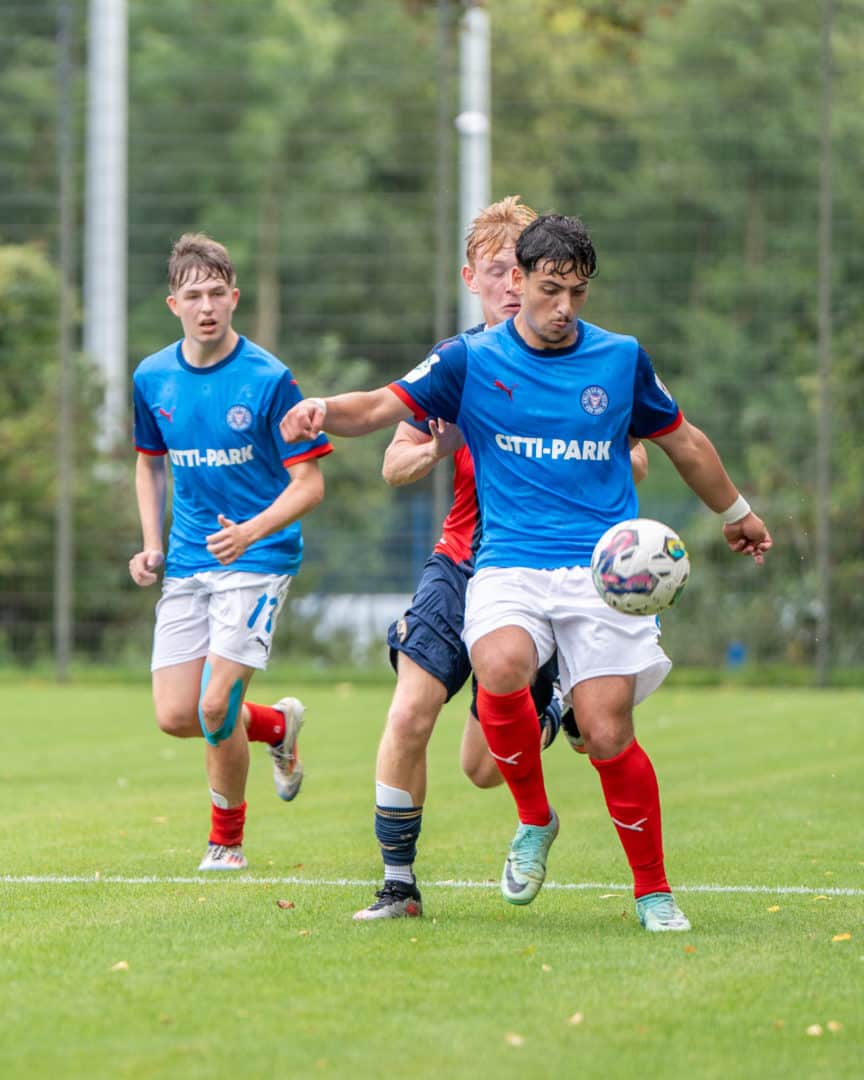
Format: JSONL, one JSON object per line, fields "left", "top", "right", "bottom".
{"left": 386, "top": 699, "right": 436, "bottom": 749}
{"left": 198, "top": 693, "right": 228, "bottom": 733}
{"left": 154, "top": 704, "right": 199, "bottom": 738}
{"left": 474, "top": 656, "right": 532, "bottom": 695}
{"left": 198, "top": 670, "right": 244, "bottom": 746}
{"left": 580, "top": 716, "right": 633, "bottom": 760}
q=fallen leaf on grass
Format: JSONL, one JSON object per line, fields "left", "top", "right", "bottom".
{"left": 806, "top": 1024, "right": 823, "bottom": 1037}
{"left": 767, "top": 905, "right": 780, "bottom": 912}
{"left": 505, "top": 1033, "right": 524, "bottom": 1047}
{"left": 111, "top": 961, "right": 129, "bottom": 972}
{"left": 298, "top": 929, "right": 312, "bottom": 936}
{"left": 813, "top": 896, "right": 830, "bottom": 902}
{"left": 832, "top": 933, "right": 851, "bottom": 942}
{"left": 683, "top": 945, "right": 697, "bottom": 954}
{"left": 541, "top": 963, "right": 552, "bottom": 972}
{"left": 599, "top": 893, "right": 623, "bottom": 900}
{"left": 276, "top": 899, "right": 295, "bottom": 910}
{"left": 772, "top": 1020, "right": 785, "bottom": 1030}
{"left": 827, "top": 1020, "right": 843, "bottom": 1033}
{"left": 568, "top": 1013, "right": 584, "bottom": 1026}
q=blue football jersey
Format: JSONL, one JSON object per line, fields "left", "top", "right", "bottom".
{"left": 390, "top": 318, "right": 681, "bottom": 570}
{"left": 132, "top": 335, "right": 332, "bottom": 577}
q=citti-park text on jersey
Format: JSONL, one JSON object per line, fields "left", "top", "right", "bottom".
{"left": 168, "top": 445, "right": 255, "bottom": 467}
{"left": 494, "top": 434, "right": 611, "bottom": 460}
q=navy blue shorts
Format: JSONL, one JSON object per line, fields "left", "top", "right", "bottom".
{"left": 388, "top": 551, "right": 559, "bottom": 712}
{"left": 388, "top": 552, "right": 473, "bottom": 702}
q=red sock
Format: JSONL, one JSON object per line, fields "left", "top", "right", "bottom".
{"left": 209, "top": 801, "right": 247, "bottom": 847}
{"left": 476, "top": 685, "right": 550, "bottom": 825}
{"left": 245, "top": 702, "right": 285, "bottom": 745}
{"left": 591, "top": 740, "right": 669, "bottom": 898}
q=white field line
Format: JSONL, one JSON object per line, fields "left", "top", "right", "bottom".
{"left": 1, "top": 875, "right": 862, "bottom": 897}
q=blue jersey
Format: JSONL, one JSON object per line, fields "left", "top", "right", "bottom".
{"left": 132, "top": 335, "right": 332, "bottom": 577}
{"left": 390, "top": 318, "right": 681, "bottom": 571}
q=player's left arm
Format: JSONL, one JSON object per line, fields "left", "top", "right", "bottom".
{"left": 628, "top": 437, "right": 648, "bottom": 485}
{"left": 650, "top": 417, "right": 772, "bottom": 563}
{"left": 205, "top": 459, "right": 325, "bottom": 566}
{"left": 382, "top": 419, "right": 464, "bottom": 487}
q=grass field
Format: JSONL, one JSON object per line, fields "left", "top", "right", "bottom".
{"left": 1, "top": 678, "right": 862, "bottom": 1079}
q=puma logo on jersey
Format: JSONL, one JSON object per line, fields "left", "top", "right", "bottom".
{"left": 158, "top": 406, "right": 176, "bottom": 422}
{"left": 493, "top": 379, "right": 517, "bottom": 400}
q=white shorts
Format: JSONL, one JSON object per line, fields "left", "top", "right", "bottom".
{"left": 463, "top": 565, "right": 671, "bottom": 705}
{"left": 151, "top": 571, "right": 293, "bottom": 672}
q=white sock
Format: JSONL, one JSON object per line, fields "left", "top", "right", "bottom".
{"left": 383, "top": 862, "right": 415, "bottom": 885}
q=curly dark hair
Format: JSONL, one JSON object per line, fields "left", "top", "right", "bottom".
{"left": 515, "top": 214, "right": 598, "bottom": 280}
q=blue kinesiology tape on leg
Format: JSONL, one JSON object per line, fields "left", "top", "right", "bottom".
{"left": 199, "top": 661, "right": 244, "bottom": 746}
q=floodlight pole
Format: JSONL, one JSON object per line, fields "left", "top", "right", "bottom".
{"left": 84, "top": 0, "right": 128, "bottom": 452}
{"left": 455, "top": 0, "right": 490, "bottom": 331}
{"left": 432, "top": 0, "right": 455, "bottom": 541}
{"left": 54, "top": 0, "right": 76, "bottom": 681}
{"left": 816, "top": 0, "right": 833, "bottom": 686}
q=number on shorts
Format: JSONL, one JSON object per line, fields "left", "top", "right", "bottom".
{"left": 247, "top": 593, "right": 279, "bottom": 633}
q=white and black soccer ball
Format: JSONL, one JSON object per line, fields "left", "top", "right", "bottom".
{"left": 590, "top": 518, "right": 690, "bottom": 616}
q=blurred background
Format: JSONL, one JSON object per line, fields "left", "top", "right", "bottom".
{"left": 1, "top": 0, "right": 861, "bottom": 681}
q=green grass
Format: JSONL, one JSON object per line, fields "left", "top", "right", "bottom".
{"left": 1, "top": 681, "right": 862, "bottom": 1078}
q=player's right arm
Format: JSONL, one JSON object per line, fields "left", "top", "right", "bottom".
{"left": 279, "top": 387, "right": 411, "bottom": 443}
{"left": 382, "top": 419, "right": 465, "bottom": 487}
{"left": 129, "top": 452, "right": 167, "bottom": 586}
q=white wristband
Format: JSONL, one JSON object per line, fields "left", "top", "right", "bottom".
{"left": 719, "top": 494, "right": 751, "bottom": 524}
{"left": 308, "top": 397, "right": 327, "bottom": 418}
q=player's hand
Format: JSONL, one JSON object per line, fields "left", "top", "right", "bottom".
{"left": 427, "top": 418, "right": 464, "bottom": 458}
{"left": 206, "top": 514, "right": 252, "bottom": 565}
{"left": 723, "top": 512, "right": 773, "bottom": 565}
{"left": 280, "top": 398, "right": 325, "bottom": 443}
{"left": 128, "top": 549, "right": 164, "bottom": 586}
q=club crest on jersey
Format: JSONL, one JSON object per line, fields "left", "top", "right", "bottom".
{"left": 581, "top": 385, "right": 609, "bottom": 416}
{"left": 226, "top": 404, "right": 253, "bottom": 432}
{"left": 403, "top": 353, "right": 441, "bottom": 383}
{"left": 654, "top": 373, "right": 673, "bottom": 401}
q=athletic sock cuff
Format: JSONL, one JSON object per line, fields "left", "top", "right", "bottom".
{"left": 590, "top": 738, "right": 639, "bottom": 770}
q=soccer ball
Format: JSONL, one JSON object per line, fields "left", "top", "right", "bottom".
{"left": 590, "top": 518, "right": 690, "bottom": 616}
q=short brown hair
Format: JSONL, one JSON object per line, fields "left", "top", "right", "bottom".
{"left": 168, "top": 233, "right": 236, "bottom": 292}
{"left": 464, "top": 195, "right": 537, "bottom": 268}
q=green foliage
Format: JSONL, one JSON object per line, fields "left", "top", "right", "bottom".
{"left": 1, "top": 0, "right": 862, "bottom": 666}
{"left": 0, "top": 244, "right": 143, "bottom": 662}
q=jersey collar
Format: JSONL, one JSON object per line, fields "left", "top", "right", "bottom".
{"left": 175, "top": 335, "right": 245, "bottom": 374}
{"left": 505, "top": 317, "right": 584, "bottom": 358}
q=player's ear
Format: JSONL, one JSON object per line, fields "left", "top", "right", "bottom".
{"left": 230, "top": 287, "right": 240, "bottom": 309}
{"left": 166, "top": 293, "right": 178, "bottom": 316}
{"left": 510, "top": 265, "right": 524, "bottom": 293}
{"left": 461, "top": 264, "right": 479, "bottom": 294}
